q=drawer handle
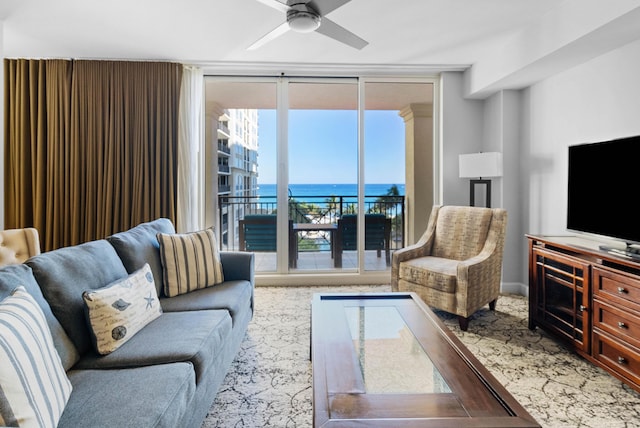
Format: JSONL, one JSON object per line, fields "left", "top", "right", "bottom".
{"left": 618, "top": 356, "right": 627, "bottom": 365}
{"left": 579, "top": 305, "right": 587, "bottom": 312}
{"left": 617, "top": 286, "right": 628, "bottom": 294}
{"left": 618, "top": 321, "right": 628, "bottom": 329}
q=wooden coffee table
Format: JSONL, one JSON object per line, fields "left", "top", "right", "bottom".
{"left": 311, "top": 292, "right": 540, "bottom": 427}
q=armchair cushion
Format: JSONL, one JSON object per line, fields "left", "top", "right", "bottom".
{"left": 399, "top": 256, "right": 458, "bottom": 293}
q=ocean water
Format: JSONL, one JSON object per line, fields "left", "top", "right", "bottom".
{"left": 257, "top": 183, "right": 404, "bottom": 198}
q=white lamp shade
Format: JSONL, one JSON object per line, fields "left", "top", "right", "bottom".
{"left": 459, "top": 152, "right": 503, "bottom": 178}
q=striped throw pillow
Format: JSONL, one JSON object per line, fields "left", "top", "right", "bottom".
{"left": 157, "top": 228, "right": 224, "bottom": 297}
{"left": 82, "top": 263, "right": 162, "bottom": 355}
{"left": 0, "top": 286, "right": 73, "bottom": 428}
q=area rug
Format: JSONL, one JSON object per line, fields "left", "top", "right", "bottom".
{"left": 202, "top": 285, "right": 640, "bottom": 428}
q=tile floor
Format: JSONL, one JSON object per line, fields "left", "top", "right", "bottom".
{"left": 252, "top": 250, "right": 392, "bottom": 272}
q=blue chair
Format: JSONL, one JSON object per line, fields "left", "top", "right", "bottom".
{"left": 335, "top": 214, "right": 391, "bottom": 268}
{"left": 238, "top": 215, "right": 295, "bottom": 267}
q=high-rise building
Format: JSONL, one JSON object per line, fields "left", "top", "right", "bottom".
{"left": 217, "top": 108, "right": 259, "bottom": 248}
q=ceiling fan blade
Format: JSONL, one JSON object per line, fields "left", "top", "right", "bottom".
{"left": 247, "top": 22, "right": 290, "bottom": 50}
{"left": 315, "top": 18, "right": 368, "bottom": 49}
{"left": 255, "top": 0, "right": 290, "bottom": 14}
{"left": 308, "top": 0, "right": 351, "bottom": 16}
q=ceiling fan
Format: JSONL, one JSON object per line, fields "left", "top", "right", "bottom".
{"left": 248, "top": 0, "right": 368, "bottom": 50}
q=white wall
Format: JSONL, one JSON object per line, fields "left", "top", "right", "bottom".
{"left": 441, "top": 74, "right": 527, "bottom": 293}
{"left": 440, "top": 72, "right": 484, "bottom": 207}
{"left": 521, "top": 38, "right": 640, "bottom": 283}
{"left": 483, "top": 90, "right": 524, "bottom": 293}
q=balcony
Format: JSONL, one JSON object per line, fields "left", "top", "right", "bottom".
{"left": 217, "top": 122, "right": 230, "bottom": 137}
{"left": 217, "top": 142, "right": 231, "bottom": 155}
{"left": 218, "top": 164, "right": 230, "bottom": 174}
{"left": 218, "top": 193, "right": 404, "bottom": 271}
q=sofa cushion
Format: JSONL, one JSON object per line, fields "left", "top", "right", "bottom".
{"left": 160, "top": 279, "right": 252, "bottom": 325}
{"left": 61, "top": 363, "right": 195, "bottom": 428}
{"left": 0, "top": 287, "right": 73, "bottom": 428}
{"left": 83, "top": 264, "right": 162, "bottom": 355}
{"left": 0, "top": 264, "right": 79, "bottom": 370}
{"left": 157, "top": 228, "right": 224, "bottom": 297}
{"left": 26, "top": 240, "right": 128, "bottom": 355}
{"left": 107, "top": 218, "right": 175, "bottom": 297}
{"left": 74, "top": 310, "right": 232, "bottom": 384}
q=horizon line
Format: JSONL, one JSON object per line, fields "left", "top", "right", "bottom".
{"left": 257, "top": 182, "right": 405, "bottom": 185}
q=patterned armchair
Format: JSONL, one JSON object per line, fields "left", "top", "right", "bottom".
{"left": 0, "top": 228, "right": 41, "bottom": 267}
{"left": 391, "top": 205, "right": 507, "bottom": 331}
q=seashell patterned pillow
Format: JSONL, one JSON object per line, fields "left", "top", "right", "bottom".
{"left": 82, "top": 263, "right": 162, "bottom": 355}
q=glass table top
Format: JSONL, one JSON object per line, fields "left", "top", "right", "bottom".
{"left": 344, "top": 305, "right": 451, "bottom": 394}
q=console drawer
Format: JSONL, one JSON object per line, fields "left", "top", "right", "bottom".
{"left": 592, "top": 330, "right": 640, "bottom": 386}
{"left": 593, "top": 266, "right": 640, "bottom": 312}
{"left": 593, "top": 300, "right": 640, "bottom": 350}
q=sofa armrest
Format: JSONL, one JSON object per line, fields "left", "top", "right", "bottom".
{"left": 220, "top": 251, "right": 255, "bottom": 286}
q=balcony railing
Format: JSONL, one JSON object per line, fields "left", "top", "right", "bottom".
{"left": 217, "top": 142, "right": 231, "bottom": 155}
{"left": 217, "top": 122, "right": 230, "bottom": 136}
{"left": 218, "top": 193, "right": 405, "bottom": 254}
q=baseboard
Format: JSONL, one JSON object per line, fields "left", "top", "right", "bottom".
{"left": 501, "top": 281, "right": 529, "bottom": 297}
{"left": 256, "top": 272, "right": 391, "bottom": 287}
{"left": 256, "top": 276, "right": 531, "bottom": 297}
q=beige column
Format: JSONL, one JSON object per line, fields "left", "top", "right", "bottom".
{"left": 399, "top": 103, "right": 433, "bottom": 245}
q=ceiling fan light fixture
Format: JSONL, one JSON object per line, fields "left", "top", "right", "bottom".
{"left": 287, "top": 10, "right": 321, "bottom": 33}
{"left": 250, "top": 0, "right": 367, "bottom": 50}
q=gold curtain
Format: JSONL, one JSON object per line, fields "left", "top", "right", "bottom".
{"left": 4, "top": 59, "right": 182, "bottom": 251}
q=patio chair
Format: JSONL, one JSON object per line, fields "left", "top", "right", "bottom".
{"left": 0, "top": 227, "right": 41, "bottom": 267}
{"left": 391, "top": 205, "right": 507, "bottom": 331}
{"left": 238, "top": 215, "right": 295, "bottom": 267}
{"left": 335, "top": 214, "right": 391, "bottom": 268}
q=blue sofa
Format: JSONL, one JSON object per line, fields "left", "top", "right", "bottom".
{"left": 0, "top": 219, "right": 254, "bottom": 428}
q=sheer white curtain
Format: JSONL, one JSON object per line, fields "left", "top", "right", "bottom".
{"left": 177, "top": 65, "right": 204, "bottom": 232}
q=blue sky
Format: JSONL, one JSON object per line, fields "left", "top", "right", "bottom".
{"left": 257, "top": 109, "right": 405, "bottom": 184}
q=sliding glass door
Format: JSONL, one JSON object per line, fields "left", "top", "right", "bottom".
{"left": 205, "top": 79, "right": 279, "bottom": 272}
{"left": 287, "top": 80, "right": 358, "bottom": 272}
{"left": 363, "top": 81, "right": 433, "bottom": 271}
{"left": 204, "top": 76, "right": 434, "bottom": 279}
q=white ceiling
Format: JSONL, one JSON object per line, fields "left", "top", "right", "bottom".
{"left": 3, "top": 0, "right": 640, "bottom": 97}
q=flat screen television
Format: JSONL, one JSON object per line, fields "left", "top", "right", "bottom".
{"left": 567, "top": 135, "right": 640, "bottom": 258}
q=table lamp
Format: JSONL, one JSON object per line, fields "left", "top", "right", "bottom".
{"left": 459, "top": 152, "right": 503, "bottom": 207}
